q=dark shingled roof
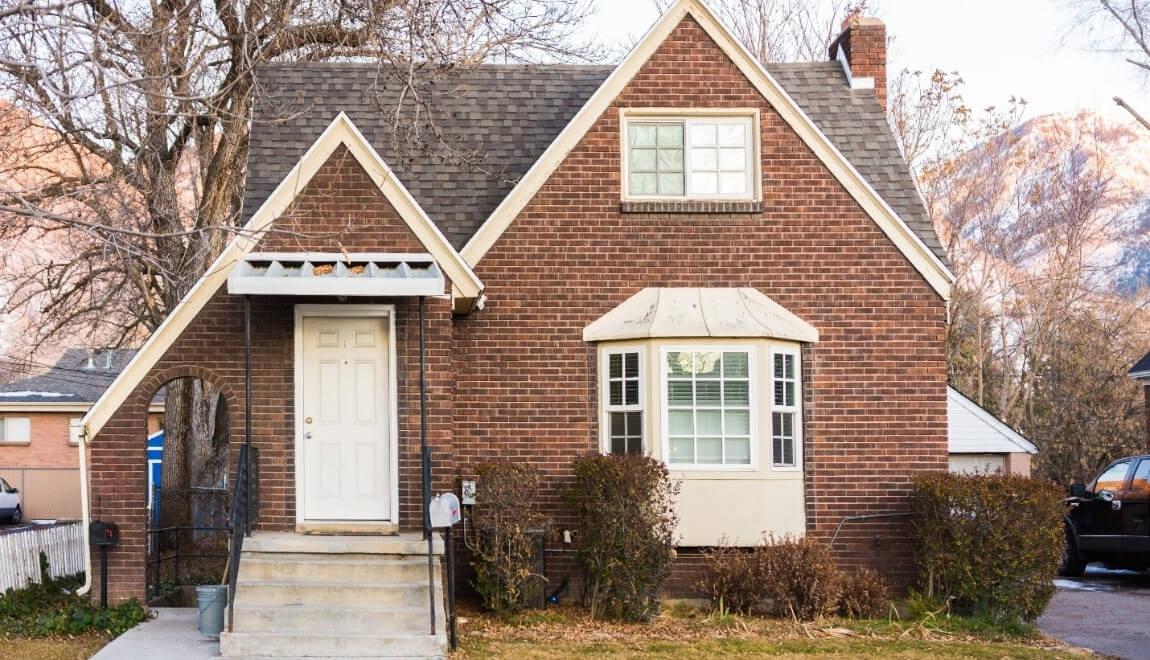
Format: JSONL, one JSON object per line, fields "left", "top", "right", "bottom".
{"left": 0, "top": 349, "right": 136, "bottom": 404}
{"left": 1130, "top": 351, "right": 1150, "bottom": 377}
{"left": 244, "top": 61, "right": 946, "bottom": 262}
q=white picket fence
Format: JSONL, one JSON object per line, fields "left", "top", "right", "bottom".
{"left": 0, "top": 522, "right": 85, "bottom": 593}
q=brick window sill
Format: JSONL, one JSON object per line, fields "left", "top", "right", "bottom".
{"left": 620, "top": 200, "right": 765, "bottom": 214}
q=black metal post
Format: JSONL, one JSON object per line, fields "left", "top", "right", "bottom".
{"left": 419, "top": 296, "right": 436, "bottom": 636}
{"left": 445, "top": 528, "right": 457, "bottom": 650}
{"left": 99, "top": 545, "right": 108, "bottom": 609}
{"left": 243, "top": 295, "right": 253, "bottom": 537}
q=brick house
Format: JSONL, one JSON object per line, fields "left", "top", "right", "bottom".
{"left": 78, "top": 1, "right": 952, "bottom": 654}
{"left": 1131, "top": 351, "right": 1150, "bottom": 449}
{"left": 0, "top": 349, "right": 160, "bottom": 520}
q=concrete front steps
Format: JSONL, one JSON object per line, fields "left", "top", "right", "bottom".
{"left": 219, "top": 532, "right": 446, "bottom": 659}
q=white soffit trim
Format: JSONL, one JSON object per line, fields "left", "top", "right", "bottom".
{"left": 460, "top": 0, "right": 953, "bottom": 300}
{"left": 947, "top": 387, "right": 1038, "bottom": 455}
{"left": 81, "top": 112, "right": 483, "bottom": 439}
{"left": 583, "top": 288, "right": 819, "bottom": 343}
{"left": 1129, "top": 369, "right": 1150, "bottom": 382}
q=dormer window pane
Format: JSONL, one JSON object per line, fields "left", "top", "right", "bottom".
{"left": 625, "top": 115, "right": 755, "bottom": 200}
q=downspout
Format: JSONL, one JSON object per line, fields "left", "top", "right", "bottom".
{"left": 76, "top": 428, "right": 92, "bottom": 595}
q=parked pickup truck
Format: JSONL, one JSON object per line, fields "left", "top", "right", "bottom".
{"left": 1061, "top": 454, "right": 1150, "bottom": 576}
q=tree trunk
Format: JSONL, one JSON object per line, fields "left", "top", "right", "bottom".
{"left": 158, "top": 378, "right": 193, "bottom": 550}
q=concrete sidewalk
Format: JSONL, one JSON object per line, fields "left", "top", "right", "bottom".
{"left": 92, "top": 608, "right": 218, "bottom": 660}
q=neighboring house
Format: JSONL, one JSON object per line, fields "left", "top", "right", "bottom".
{"left": 0, "top": 348, "right": 160, "bottom": 519}
{"left": 947, "top": 386, "right": 1037, "bottom": 476}
{"left": 1131, "top": 351, "right": 1150, "bottom": 449}
{"left": 79, "top": 1, "right": 953, "bottom": 654}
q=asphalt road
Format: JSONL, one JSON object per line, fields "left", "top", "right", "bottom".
{"left": 1039, "top": 567, "right": 1150, "bottom": 659}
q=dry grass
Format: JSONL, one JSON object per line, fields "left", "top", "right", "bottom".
{"left": 452, "top": 603, "right": 1089, "bottom": 659}
{"left": 0, "top": 633, "right": 107, "bottom": 659}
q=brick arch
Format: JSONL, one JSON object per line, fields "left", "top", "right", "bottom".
{"left": 134, "top": 363, "right": 242, "bottom": 413}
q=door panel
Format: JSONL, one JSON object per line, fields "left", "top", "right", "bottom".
{"left": 1120, "top": 459, "right": 1150, "bottom": 553}
{"left": 301, "top": 315, "right": 391, "bottom": 521}
{"left": 1077, "top": 459, "right": 1134, "bottom": 552}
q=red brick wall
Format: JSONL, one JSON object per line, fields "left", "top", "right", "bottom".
{"left": 453, "top": 16, "right": 946, "bottom": 589}
{"left": 828, "top": 17, "right": 887, "bottom": 111}
{"left": 0, "top": 412, "right": 80, "bottom": 468}
{"left": 89, "top": 146, "right": 456, "bottom": 603}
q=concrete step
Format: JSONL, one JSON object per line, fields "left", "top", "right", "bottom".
{"left": 231, "top": 603, "right": 444, "bottom": 634}
{"left": 234, "top": 580, "right": 430, "bottom": 608}
{"left": 244, "top": 533, "right": 443, "bottom": 556}
{"left": 218, "top": 631, "right": 446, "bottom": 658}
{"left": 238, "top": 554, "right": 437, "bottom": 583}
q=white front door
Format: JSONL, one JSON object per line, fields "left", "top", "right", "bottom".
{"left": 300, "top": 315, "right": 392, "bottom": 521}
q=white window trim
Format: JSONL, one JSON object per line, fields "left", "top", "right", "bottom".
{"left": 0, "top": 416, "right": 31, "bottom": 445}
{"left": 769, "top": 347, "right": 803, "bottom": 472}
{"left": 620, "top": 108, "right": 762, "bottom": 203}
{"left": 659, "top": 345, "right": 758, "bottom": 472}
{"left": 599, "top": 346, "right": 646, "bottom": 455}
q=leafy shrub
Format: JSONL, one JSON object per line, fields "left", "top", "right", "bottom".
{"left": 837, "top": 568, "right": 892, "bottom": 619}
{"left": 466, "top": 462, "right": 547, "bottom": 615}
{"left": 0, "top": 553, "right": 147, "bottom": 637}
{"left": 910, "top": 472, "right": 1065, "bottom": 622}
{"left": 570, "top": 454, "right": 679, "bottom": 621}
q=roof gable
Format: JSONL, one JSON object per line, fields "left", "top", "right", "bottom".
{"left": 80, "top": 113, "right": 483, "bottom": 438}
{"left": 948, "top": 387, "right": 1038, "bottom": 455}
{"left": 459, "top": 0, "right": 952, "bottom": 299}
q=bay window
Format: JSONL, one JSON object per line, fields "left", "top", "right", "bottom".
{"left": 771, "top": 349, "right": 800, "bottom": 468}
{"left": 603, "top": 348, "right": 643, "bottom": 456}
{"left": 664, "top": 349, "right": 752, "bottom": 467}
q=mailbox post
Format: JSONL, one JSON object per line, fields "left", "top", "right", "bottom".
{"left": 429, "top": 493, "right": 461, "bottom": 650}
{"left": 88, "top": 521, "right": 120, "bottom": 609}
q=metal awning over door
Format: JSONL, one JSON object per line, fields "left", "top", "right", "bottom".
{"left": 226, "top": 252, "right": 444, "bottom": 297}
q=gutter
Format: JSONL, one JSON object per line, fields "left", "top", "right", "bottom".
{"left": 76, "top": 427, "right": 91, "bottom": 596}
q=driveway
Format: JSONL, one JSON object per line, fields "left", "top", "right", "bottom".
{"left": 1039, "top": 567, "right": 1150, "bottom": 659}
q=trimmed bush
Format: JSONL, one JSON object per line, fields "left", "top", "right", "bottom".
{"left": 910, "top": 472, "right": 1065, "bottom": 622}
{"left": 570, "top": 454, "right": 679, "bottom": 621}
{"left": 702, "top": 536, "right": 893, "bottom": 621}
{"left": 466, "top": 462, "right": 547, "bottom": 615}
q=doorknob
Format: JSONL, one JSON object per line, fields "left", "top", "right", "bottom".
{"left": 305, "top": 432, "right": 313, "bottom": 439}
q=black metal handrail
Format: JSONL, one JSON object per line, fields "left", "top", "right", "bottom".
{"left": 226, "top": 444, "right": 258, "bottom": 632}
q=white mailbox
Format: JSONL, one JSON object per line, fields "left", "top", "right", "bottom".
{"left": 429, "top": 492, "right": 462, "bottom": 528}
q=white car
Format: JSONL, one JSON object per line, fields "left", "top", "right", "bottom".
{"left": 0, "top": 478, "right": 21, "bottom": 524}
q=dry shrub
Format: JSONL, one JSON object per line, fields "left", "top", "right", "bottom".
{"left": 702, "top": 536, "right": 892, "bottom": 620}
{"left": 698, "top": 543, "right": 761, "bottom": 615}
{"left": 758, "top": 535, "right": 841, "bottom": 620}
{"left": 467, "top": 462, "right": 547, "bottom": 615}
{"left": 838, "top": 568, "right": 892, "bottom": 619}
{"left": 570, "top": 454, "right": 679, "bottom": 622}
{"left": 910, "top": 472, "right": 1064, "bottom": 622}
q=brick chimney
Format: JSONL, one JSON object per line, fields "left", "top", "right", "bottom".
{"left": 828, "top": 15, "right": 887, "bottom": 112}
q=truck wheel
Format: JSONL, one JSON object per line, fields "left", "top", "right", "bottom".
{"left": 1059, "top": 531, "right": 1086, "bottom": 577}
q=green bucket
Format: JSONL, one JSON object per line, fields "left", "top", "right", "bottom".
{"left": 196, "top": 584, "right": 228, "bottom": 637}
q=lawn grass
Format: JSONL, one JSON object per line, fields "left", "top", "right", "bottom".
{"left": 0, "top": 633, "right": 108, "bottom": 659}
{"left": 460, "top": 637, "right": 1076, "bottom": 659}
{"left": 453, "top": 603, "right": 1082, "bottom": 659}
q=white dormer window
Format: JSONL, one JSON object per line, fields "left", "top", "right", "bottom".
{"left": 623, "top": 113, "right": 758, "bottom": 201}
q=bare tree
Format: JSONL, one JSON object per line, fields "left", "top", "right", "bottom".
{"left": 0, "top": 0, "right": 596, "bottom": 538}
{"left": 1067, "top": 0, "right": 1150, "bottom": 129}
{"left": 653, "top": 0, "right": 868, "bottom": 62}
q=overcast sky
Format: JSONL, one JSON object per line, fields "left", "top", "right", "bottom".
{"left": 585, "top": 0, "right": 1150, "bottom": 120}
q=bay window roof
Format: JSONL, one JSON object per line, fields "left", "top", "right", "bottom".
{"left": 583, "top": 288, "right": 818, "bottom": 343}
